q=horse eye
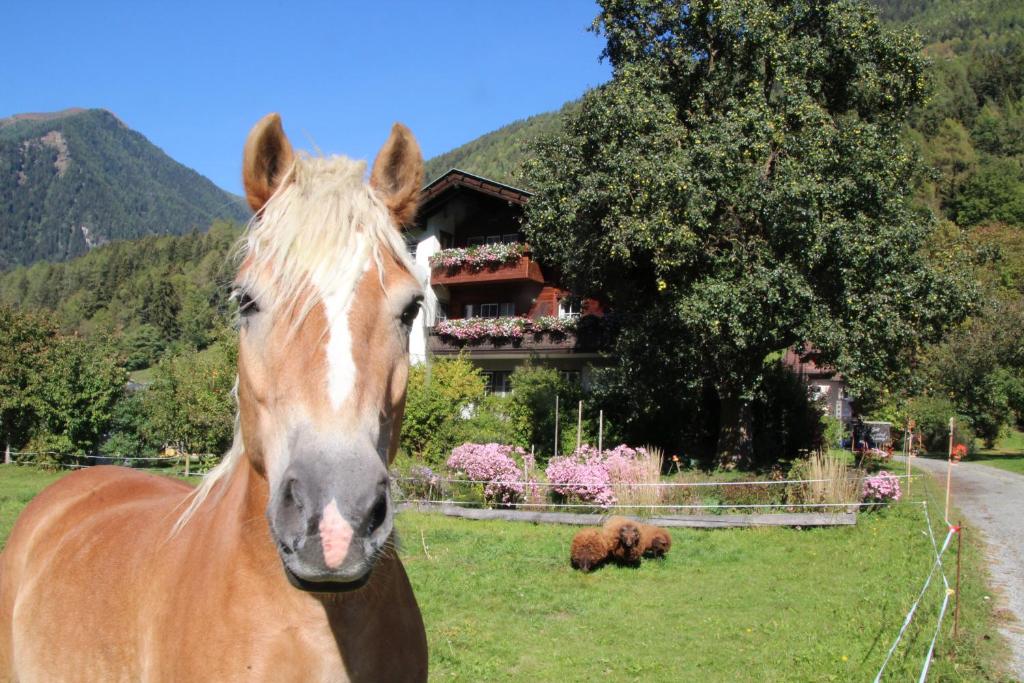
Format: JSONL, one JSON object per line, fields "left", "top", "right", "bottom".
{"left": 400, "top": 298, "right": 422, "bottom": 327}
{"left": 237, "top": 291, "right": 260, "bottom": 316}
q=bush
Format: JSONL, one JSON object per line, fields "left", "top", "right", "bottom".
{"left": 544, "top": 444, "right": 654, "bottom": 508}
{"left": 507, "top": 363, "right": 575, "bottom": 458}
{"left": 446, "top": 442, "right": 531, "bottom": 506}
{"left": 402, "top": 357, "right": 486, "bottom": 465}
{"left": 906, "top": 396, "right": 976, "bottom": 454}
{"left": 862, "top": 471, "right": 902, "bottom": 504}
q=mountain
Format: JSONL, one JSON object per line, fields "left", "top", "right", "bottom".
{"left": 422, "top": 103, "right": 577, "bottom": 189}
{"left": 0, "top": 108, "right": 249, "bottom": 270}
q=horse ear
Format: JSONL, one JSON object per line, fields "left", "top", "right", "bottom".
{"left": 242, "top": 113, "right": 295, "bottom": 212}
{"left": 370, "top": 123, "right": 423, "bottom": 228}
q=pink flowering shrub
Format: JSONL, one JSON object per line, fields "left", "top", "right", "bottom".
{"left": 545, "top": 444, "right": 651, "bottom": 507}
{"left": 862, "top": 471, "right": 902, "bottom": 504}
{"left": 429, "top": 242, "right": 526, "bottom": 270}
{"left": 446, "top": 442, "right": 527, "bottom": 506}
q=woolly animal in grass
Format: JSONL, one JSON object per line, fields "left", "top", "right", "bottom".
{"left": 603, "top": 516, "right": 643, "bottom": 565}
{"left": 638, "top": 523, "right": 672, "bottom": 559}
{"left": 570, "top": 528, "right": 612, "bottom": 572}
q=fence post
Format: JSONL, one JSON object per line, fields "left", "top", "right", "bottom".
{"left": 954, "top": 521, "right": 963, "bottom": 639}
{"left": 576, "top": 401, "right": 583, "bottom": 453}
{"left": 554, "top": 395, "right": 559, "bottom": 457}
{"left": 905, "top": 421, "right": 913, "bottom": 500}
{"left": 945, "top": 417, "right": 954, "bottom": 522}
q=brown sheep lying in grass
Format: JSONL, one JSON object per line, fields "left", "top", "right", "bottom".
{"left": 603, "top": 516, "right": 643, "bottom": 564}
{"left": 570, "top": 527, "right": 612, "bottom": 572}
{"left": 638, "top": 523, "right": 672, "bottom": 558}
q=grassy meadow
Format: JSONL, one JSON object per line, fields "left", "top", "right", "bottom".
{"left": 0, "top": 465, "right": 1010, "bottom": 681}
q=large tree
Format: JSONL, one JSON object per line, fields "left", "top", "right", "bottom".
{"left": 525, "top": 0, "right": 973, "bottom": 465}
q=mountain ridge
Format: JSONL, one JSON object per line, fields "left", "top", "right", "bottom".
{"left": 0, "top": 108, "right": 249, "bottom": 270}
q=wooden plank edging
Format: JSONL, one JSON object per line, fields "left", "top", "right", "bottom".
{"left": 397, "top": 503, "right": 857, "bottom": 528}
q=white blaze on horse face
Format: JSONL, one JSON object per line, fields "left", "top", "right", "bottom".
{"left": 319, "top": 498, "right": 353, "bottom": 568}
{"left": 323, "top": 290, "right": 357, "bottom": 412}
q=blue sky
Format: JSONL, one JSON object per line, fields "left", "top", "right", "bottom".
{"left": 3, "top": 0, "right": 611, "bottom": 195}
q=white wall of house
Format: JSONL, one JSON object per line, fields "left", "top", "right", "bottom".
{"left": 407, "top": 201, "right": 468, "bottom": 363}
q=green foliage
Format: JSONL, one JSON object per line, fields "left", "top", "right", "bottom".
{"left": 99, "top": 393, "right": 157, "bottom": 457}
{"left": 401, "top": 357, "right": 486, "bottom": 465}
{"left": 906, "top": 394, "right": 976, "bottom": 452}
{"left": 525, "top": 0, "right": 972, "bottom": 463}
{"left": 141, "top": 334, "right": 237, "bottom": 455}
{"left": 0, "top": 109, "right": 249, "bottom": 269}
{"left": 0, "top": 308, "right": 55, "bottom": 450}
{"left": 25, "top": 336, "right": 127, "bottom": 455}
{"left": 920, "top": 296, "right": 1024, "bottom": 446}
{"left": 422, "top": 104, "right": 576, "bottom": 188}
{"left": 953, "top": 156, "right": 1024, "bottom": 226}
{"left": 0, "top": 220, "right": 242, "bottom": 360}
{"left": 507, "top": 363, "right": 577, "bottom": 458}
{"left": 443, "top": 395, "right": 515, "bottom": 447}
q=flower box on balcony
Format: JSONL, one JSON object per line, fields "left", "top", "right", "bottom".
{"left": 428, "top": 316, "right": 604, "bottom": 355}
{"left": 429, "top": 243, "right": 544, "bottom": 286}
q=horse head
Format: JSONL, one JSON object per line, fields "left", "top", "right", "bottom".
{"left": 234, "top": 113, "right": 423, "bottom": 591}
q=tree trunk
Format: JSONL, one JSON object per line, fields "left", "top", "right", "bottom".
{"left": 716, "top": 392, "right": 753, "bottom": 470}
{"left": 4, "top": 442, "right": 10, "bottom": 465}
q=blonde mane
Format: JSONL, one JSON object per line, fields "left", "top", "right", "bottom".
{"left": 172, "top": 154, "right": 421, "bottom": 534}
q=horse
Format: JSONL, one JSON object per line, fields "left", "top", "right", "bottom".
{"left": 0, "top": 113, "right": 429, "bottom": 681}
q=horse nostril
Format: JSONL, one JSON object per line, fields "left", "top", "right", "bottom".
{"left": 368, "top": 494, "right": 388, "bottom": 534}
{"left": 283, "top": 477, "right": 304, "bottom": 512}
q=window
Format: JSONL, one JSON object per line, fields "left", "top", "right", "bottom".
{"left": 485, "top": 235, "right": 503, "bottom": 245}
{"left": 440, "top": 231, "right": 454, "bottom": 249}
{"left": 560, "top": 370, "right": 581, "bottom": 385}
{"left": 467, "top": 236, "right": 485, "bottom": 247}
{"left": 558, "top": 296, "right": 582, "bottom": 319}
{"left": 503, "top": 233, "right": 521, "bottom": 243}
{"left": 482, "top": 370, "right": 513, "bottom": 396}
{"left": 435, "top": 302, "right": 448, "bottom": 322}
{"left": 465, "top": 303, "right": 514, "bottom": 318}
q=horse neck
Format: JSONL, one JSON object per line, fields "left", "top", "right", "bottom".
{"left": 190, "top": 453, "right": 276, "bottom": 570}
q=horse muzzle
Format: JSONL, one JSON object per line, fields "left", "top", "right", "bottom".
{"left": 268, "top": 453, "right": 392, "bottom": 592}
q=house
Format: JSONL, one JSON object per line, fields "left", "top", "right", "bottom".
{"left": 406, "top": 170, "right": 606, "bottom": 394}
{"left": 781, "top": 345, "right": 854, "bottom": 425}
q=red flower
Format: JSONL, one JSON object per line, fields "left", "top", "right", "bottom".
{"left": 952, "top": 444, "right": 967, "bottom": 462}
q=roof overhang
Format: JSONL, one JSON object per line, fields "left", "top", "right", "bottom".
{"left": 419, "top": 169, "right": 532, "bottom": 217}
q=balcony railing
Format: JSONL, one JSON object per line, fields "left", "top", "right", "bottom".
{"left": 429, "top": 243, "right": 544, "bottom": 286}
{"left": 427, "top": 315, "right": 606, "bottom": 355}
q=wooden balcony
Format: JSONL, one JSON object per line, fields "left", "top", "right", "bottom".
{"left": 427, "top": 317, "right": 606, "bottom": 356}
{"left": 430, "top": 254, "right": 545, "bottom": 287}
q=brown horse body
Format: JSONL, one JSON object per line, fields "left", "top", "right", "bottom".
{"left": 0, "top": 464, "right": 424, "bottom": 681}
{"left": 0, "top": 114, "right": 429, "bottom": 681}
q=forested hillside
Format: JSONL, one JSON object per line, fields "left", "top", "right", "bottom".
{"left": 0, "top": 220, "right": 242, "bottom": 370}
{"left": 422, "top": 104, "right": 575, "bottom": 188}
{"left": 0, "top": 108, "right": 249, "bottom": 269}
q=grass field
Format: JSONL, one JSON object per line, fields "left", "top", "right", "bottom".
{"left": 971, "top": 430, "right": 1024, "bottom": 475}
{"left": 0, "top": 465, "right": 1010, "bottom": 681}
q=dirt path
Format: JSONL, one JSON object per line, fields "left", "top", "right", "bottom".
{"left": 897, "top": 456, "right": 1024, "bottom": 679}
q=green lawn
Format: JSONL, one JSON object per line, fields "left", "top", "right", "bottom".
{"left": 971, "top": 430, "right": 1024, "bottom": 475}
{"left": 0, "top": 465, "right": 1010, "bottom": 681}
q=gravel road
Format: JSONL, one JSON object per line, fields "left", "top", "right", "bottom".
{"left": 896, "top": 455, "right": 1024, "bottom": 679}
